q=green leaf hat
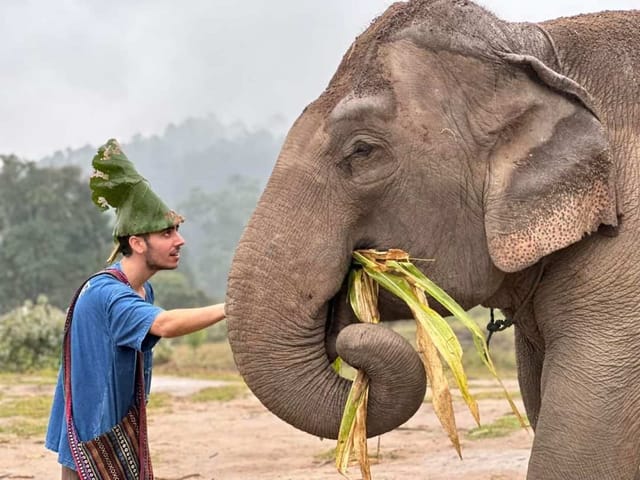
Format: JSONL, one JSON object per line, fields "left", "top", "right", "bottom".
{"left": 90, "top": 138, "right": 184, "bottom": 262}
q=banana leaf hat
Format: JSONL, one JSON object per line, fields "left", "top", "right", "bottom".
{"left": 90, "top": 139, "right": 184, "bottom": 263}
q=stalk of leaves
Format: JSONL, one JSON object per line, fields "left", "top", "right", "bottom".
{"left": 335, "top": 268, "right": 377, "bottom": 479}
{"left": 335, "top": 249, "right": 526, "bottom": 478}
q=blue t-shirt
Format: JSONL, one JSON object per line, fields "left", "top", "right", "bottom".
{"left": 45, "top": 264, "right": 164, "bottom": 470}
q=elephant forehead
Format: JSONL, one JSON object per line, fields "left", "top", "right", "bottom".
{"left": 328, "top": 93, "right": 395, "bottom": 125}
{"left": 311, "top": 0, "right": 511, "bottom": 120}
{"left": 312, "top": 2, "right": 488, "bottom": 113}
{"left": 311, "top": 4, "right": 403, "bottom": 116}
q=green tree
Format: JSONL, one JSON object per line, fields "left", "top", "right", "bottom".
{"left": 0, "top": 156, "right": 112, "bottom": 313}
{"left": 185, "top": 329, "right": 207, "bottom": 355}
{"left": 0, "top": 295, "right": 65, "bottom": 372}
{"left": 151, "top": 270, "right": 212, "bottom": 310}
{"left": 179, "top": 175, "right": 261, "bottom": 300}
{"left": 151, "top": 270, "right": 227, "bottom": 342}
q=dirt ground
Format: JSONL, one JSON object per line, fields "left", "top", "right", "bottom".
{"left": 1, "top": 377, "right": 532, "bottom": 480}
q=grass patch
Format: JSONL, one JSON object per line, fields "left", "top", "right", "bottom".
{"left": 314, "top": 445, "right": 399, "bottom": 464}
{"left": 154, "top": 342, "right": 239, "bottom": 378}
{"left": 470, "top": 389, "right": 522, "bottom": 401}
{"left": 424, "top": 389, "right": 521, "bottom": 403}
{"left": 466, "top": 414, "right": 527, "bottom": 440}
{"left": 0, "top": 395, "right": 52, "bottom": 439}
{"left": 184, "top": 371, "right": 244, "bottom": 382}
{"left": 189, "top": 384, "right": 247, "bottom": 402}
{"left": 0, "top": 370, "right": 58, "bottom": 386}
{"left": 315, "top": 447, "right": 338, "bottom": 462}
{"left": 389, "top": 308, "right": 517, "bottom": 380}
{"left": 0, "top": 418, "right": 47, "bottom": 438}
{"left": 148, "top": 392, "right": 173, "bottom": 411}
{"left": 0, "top": 395, "right": 52, "bottom": 419}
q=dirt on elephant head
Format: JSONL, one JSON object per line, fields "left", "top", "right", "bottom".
{"left": 314, "top": 0, "right": 511, "bottom": 118}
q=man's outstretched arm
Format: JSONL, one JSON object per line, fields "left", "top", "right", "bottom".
{"left": 150, "top": 303, "right": 226, "bottom": 338}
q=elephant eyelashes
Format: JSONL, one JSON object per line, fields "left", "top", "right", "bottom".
{"left": 349, "top": 141, "right": 374, "bottom": 158}
{"left": 338, "top": 139, "right": 397, "bottom": 185}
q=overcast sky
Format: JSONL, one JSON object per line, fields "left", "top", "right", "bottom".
{"left": 2, "top": 0, "right": 638, "bottom": 159}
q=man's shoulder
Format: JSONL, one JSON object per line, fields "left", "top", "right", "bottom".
{"left": 77, "top": 271, "right": 129, "bottom": 302}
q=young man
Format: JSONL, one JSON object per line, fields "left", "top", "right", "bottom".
{"left": 45, "top": 139, "right": 226, "bottom": 479}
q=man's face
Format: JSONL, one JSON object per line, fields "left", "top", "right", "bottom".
{"left": 140, "top": 225, "right": 185, "bottom": 271}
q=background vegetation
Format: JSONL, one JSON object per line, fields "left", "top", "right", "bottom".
{"left": 0, "top": 156, "right": 112, "bottom": 313}
{"left": 37, "top": 114, "right": 280, "bottom": 302}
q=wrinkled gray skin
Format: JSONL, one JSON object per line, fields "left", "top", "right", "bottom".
{"left": 226, "top": 1, "right": 640, "bottom": 478}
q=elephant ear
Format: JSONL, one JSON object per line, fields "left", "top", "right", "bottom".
{"left": 484, "top": 54, "right": 618, "bottom": 273}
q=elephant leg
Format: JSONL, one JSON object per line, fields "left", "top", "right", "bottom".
{"left": 514, "top": 326, "right": 544, "bottom": 429}
{"left": 526, "top": 341, "right": 640, "bottom": 480}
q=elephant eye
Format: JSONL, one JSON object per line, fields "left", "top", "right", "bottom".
{"left": 338, "top": 138, "right": 396, "bottom": 185}
{"left": 349, "top": 141, "right": 374, "bottom": 158}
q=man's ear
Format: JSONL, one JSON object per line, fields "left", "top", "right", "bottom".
{"left": 484, "top": 56, "right": 618, "bottom": 273}
{"left": 129, "top": 235, "right": 147, "bottom": 255}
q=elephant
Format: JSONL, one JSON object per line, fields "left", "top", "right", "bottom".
{"left": 225, "top": 1, "right": 640, "bottom": 478}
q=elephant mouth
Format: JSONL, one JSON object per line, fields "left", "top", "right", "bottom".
{"left": 323, "top": 253, "right": 420, "bottom": 360}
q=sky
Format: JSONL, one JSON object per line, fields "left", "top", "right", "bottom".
{"left": 2, "top": 0, "right": 638, "bottom": 159}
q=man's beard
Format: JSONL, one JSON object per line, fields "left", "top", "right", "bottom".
{"left": 144, "top": 248, "right": 179, "bottom": 272}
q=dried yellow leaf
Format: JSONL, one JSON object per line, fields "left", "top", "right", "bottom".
{"left": 338, "top": 249, "right": 527, "bottom": 479}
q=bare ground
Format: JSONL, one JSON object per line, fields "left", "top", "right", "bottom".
{"left": 1, "top": 377, "right": 532, "bottom": 480}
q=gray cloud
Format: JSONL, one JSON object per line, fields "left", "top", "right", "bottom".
{"left": 1, "top": 0, "right": 637, "bottom": 158}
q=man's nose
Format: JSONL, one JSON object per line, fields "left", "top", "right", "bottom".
{"left": 175, "top": 231, "right": 186, "bottom": 246}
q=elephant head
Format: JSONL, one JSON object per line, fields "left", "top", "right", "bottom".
{"left": 226, "top": 0, "right": 618, "bottom": 441}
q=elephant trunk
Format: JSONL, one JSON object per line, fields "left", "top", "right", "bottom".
{"left": 226, "top": 201, "right": 426, "bottom": 439}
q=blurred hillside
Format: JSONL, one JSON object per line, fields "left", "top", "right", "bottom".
{"left": 36, "top": 114, "right": 285, "bottom": 301}
{"left": 40, "top": 114, "right": 283, "bottom": 207}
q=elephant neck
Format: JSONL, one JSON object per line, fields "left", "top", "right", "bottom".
{"left": 483, "top": 260, "right": 546, "bottom": 348}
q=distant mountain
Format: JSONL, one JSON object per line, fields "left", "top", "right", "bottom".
{"left": 40, "top": 114, "right": 285, "bottom": 206}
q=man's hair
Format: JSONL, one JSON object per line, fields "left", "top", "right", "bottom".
{"left": 116, "top": 233, "right": 149, "bottom": 257}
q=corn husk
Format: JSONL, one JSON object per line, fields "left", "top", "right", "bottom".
{"left": 335, "top": 249, "right": 526, "bottom": 478}
{"left": 336, "top": 268, "right": 377, "bottom": 479}
{"left": 412, "top": 286, "right": 462, "bottom": 458}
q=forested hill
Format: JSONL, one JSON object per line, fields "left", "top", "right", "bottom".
{"left": 39, "top": 114, "right": 285, "bottom": 207}
{"left": 30, "top": 114, "right": 286, "bottom": 300}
